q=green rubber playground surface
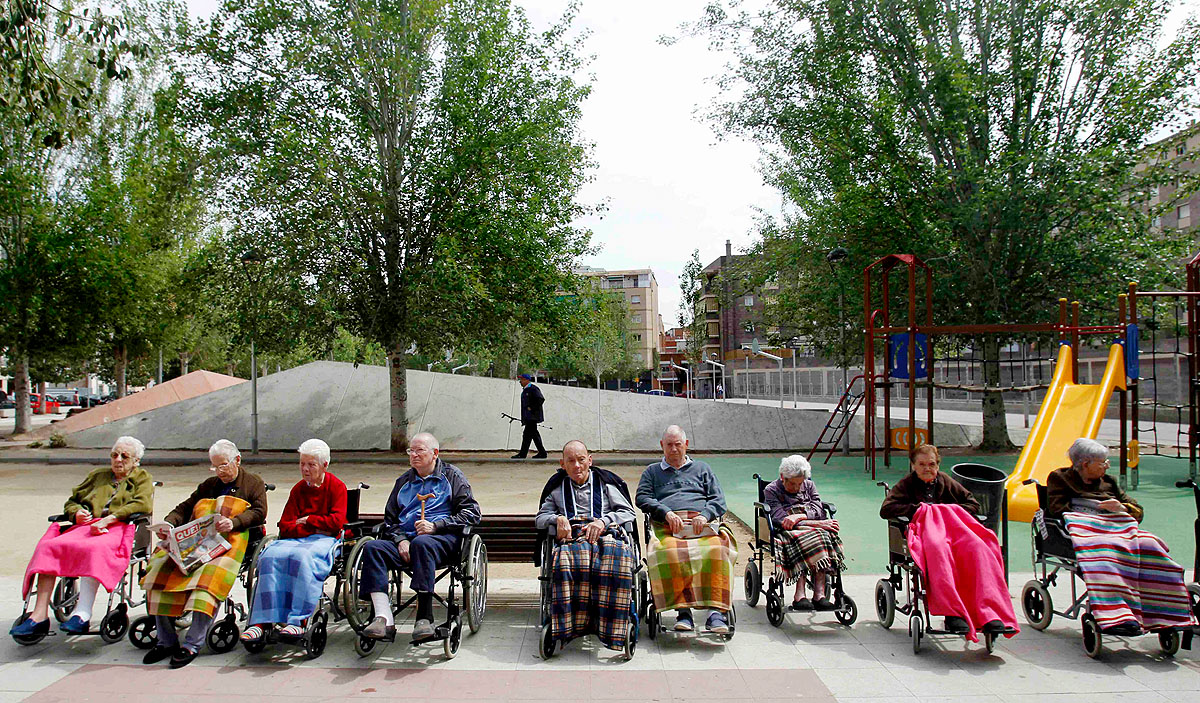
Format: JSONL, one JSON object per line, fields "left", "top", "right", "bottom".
{"left": 705, "top": 453, "right": 1199, "bottom": 577}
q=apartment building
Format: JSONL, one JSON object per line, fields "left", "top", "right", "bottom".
{"left": 576, "top": 266, "right": 662, "bottom": 371}
{"left": 1138, "top": 122, "right": 1198, "bottom": 233}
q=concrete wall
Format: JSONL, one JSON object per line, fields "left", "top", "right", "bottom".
{"left": 66, "top": 361, "right": 980, "bottom": 452}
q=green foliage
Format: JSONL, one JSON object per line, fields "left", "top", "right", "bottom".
{"left": 677, "top": 249, "right": 708, "bottom": 368}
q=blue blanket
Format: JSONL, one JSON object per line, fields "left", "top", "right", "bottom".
{"left": 249, "top": 535, "right": 339, "bottom": 626}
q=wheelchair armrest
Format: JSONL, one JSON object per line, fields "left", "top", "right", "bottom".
{"left": 822, "top": 501, "right": 838, "bottom": 518}
{"left": 47, "top": 513, "right": 69, "bottom": 523}
{"left": 127, "top": 513, "right": 152, "bottom": 525}
{"left": 753, "top": 501, "right": 778, "bottom": 534}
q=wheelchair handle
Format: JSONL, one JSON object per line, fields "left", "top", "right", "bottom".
{"left": 265, "top": 483, "right": 276, "bottom": 491}
{"left": 1023, "top": 478, "right": 1039, "bottom": 486}
{"left": 876, "top": 481, "right": 890, "bottom": 493}
{"left": 152, "top": 481, "right": 164, "bottom": 487}
{"left": 357, "top": 482, "right": 371, "bottom": 490}
{"left": 1176, "top": 479, "right": 1197, "bottom": 489}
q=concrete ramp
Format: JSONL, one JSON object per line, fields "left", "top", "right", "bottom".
{"left": 29, "top": 370, "right": 244, "bottom": 441}
{"left": 63, "top": 361, "right": 978, "bottom": 452}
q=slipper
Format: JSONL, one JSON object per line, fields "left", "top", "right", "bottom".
{"left": 240, "top": 625, "right": 265, "bottom": 643}
{"left": 280, "top": 624, "right": 304, "bottom": 637}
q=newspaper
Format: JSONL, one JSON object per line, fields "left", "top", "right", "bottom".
{"left": 151, "top": 514, "right": 231, "bottom": 573}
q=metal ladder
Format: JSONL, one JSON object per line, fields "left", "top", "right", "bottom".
{"left": 807, "top": 375, "right": 865, "bottom": 464}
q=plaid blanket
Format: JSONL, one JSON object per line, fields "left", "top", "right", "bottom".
{"left": 646, "top": 510, "right": 737, "bottom": 611}
{"left": 774, "top": 520, "right": 844, "bottom": 585}
{"left": 249, "top": 534, "right": 339, "bottom": 627}
{"left": 550, "top": 533, "right": 635, "bottom": 650}
{"left": 1065, "top": 511, "right": 1197, "bottom": 630}
{"left": 142, "top": 496, "right": 251, "bottom": 618}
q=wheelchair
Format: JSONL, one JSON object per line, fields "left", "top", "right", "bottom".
{"left": 13, "top": 483, "right": 163, "bottom": 647}
{"left": 874, "top": 481, "right": 1015, "bottom": 654}
{"left": 128, "top": 482, "right": 277, "bottom": 654}
{"left": 344, "top": 520, "right": 488, "bottom": 659}
{"left": 535, "top": 517, "right": 642, "bottom": 660}
{"left": 1020, "top": 478, "right": 1200, "bottom": 659}
{"left": 239, "top": 482, "right": 371, "bottom": 659}
{"left": 641, "top": 511, "right": 737, "bottom": 641}
{"left": 743, "top": 473, "right": 857, "bottom": 628}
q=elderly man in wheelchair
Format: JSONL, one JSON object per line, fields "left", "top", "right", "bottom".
{"left": 348, "top": 432, "right": 483, "bottom": 657}
{"left": 535, "top": 439, "right": 640, "bottom": 659}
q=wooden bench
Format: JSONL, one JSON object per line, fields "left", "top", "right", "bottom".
{"left": 357, "top": 513, "right": 539, "bottom": 563}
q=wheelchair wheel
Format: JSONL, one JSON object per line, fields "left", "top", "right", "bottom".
{"left": 765, "top": 587, "right": 785, "bottom": 628}
{"left": 638, "top": 570, "right": 651, "bottom": 619}
{"left": 1158, "top": 629, "right": 1182, "bottom": 657}
{"left": 910, "top": 614, "right": 923, "bottom": 654}
{"left": 1188, "top": 582, "right": 1200, "bottom": 619}
{"left": 306, "top": 611, "right": 329, "bottom": 659}
{"left": 99, "top": 604, "right": 129, "bottom": 644}
{"left": 538, "top": 622, "right": 556, "bottom": 659}
{"left": 834, "top": 594, "right": 857, "bottom": 627}
{"left": 330, "top": 576, "right": 348, "bottom": 621}
{"left": 744, "top": 561, "right": 761, "bottom": 607}
{"left": 51, "top": 577, "right": 79, "bottom": 623}
{"left": 344, "top": 536, "right": 376, "bottom": 631}
{"left": 1021, "top": 580, "right": 1054, "bottom": 631}
{"left": 244, "top": 534, "right": 276, "bottom": 608}
{"left": 354, "top": 633, "right": 376, "bottom": 657}
{"left": 1081, "top": 613, "right": 1103, "bottom": 659}
{"left": 207, "top": 615, "right": 240, "bottom": 654}
{"left": 622, "top": 621, "right": 636, "bottom": 661}
{"left": 646, "top": 602, "right": 659, "bottom": 640}
{"left": 10, "top": 612, "right": 48, "bottom": 646}
{"left": 984, "top": 631, "right": 996, "bottom": 654}
{"left": 723, "top": 603, "right": 736, "bottom": 640}
{"left": 128, "top": 614, "right": 156, "bottom": 649}
{"left": 463, "top": 535, "right": 488, "bottom": 634}
{"left": 443, "top": 616, "right": 462, "bottom": 659}
{"left": 875, "top": 579, "right": 896, "bottom": 629}
{"left": 242, "top": 635, "right": 267, "bottom": 654}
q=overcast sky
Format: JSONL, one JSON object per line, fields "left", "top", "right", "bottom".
{"left": 186, "top": 0, "right": 1199, "bottom": 329}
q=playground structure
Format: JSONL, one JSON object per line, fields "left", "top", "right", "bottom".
{"left": 853, "top": 253, "right": 1200, "bottom": 523}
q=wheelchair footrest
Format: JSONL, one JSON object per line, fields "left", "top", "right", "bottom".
{"left": 409, "top": 625, "right": 450, "bottom": 646}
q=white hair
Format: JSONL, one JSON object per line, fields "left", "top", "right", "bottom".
{"left": 411, "top": 432, "right": 440, "bottom": 451}
{"left": 208, "top": 439, "right": 241, "bottom": 463}
{"left": 1067, "top": 438, "right": 1109, "bottom": 467}
{"left": 113, "top": 436, "right": 145, "bottom": 461}
{"left": 662, "top": 425, "right": 687, "bottom": 442}
{"left": 298, "top": 438, "right": 331, "bottom": 466}
{"left": 779, "top": 455, "right": 812, "bottom": 480}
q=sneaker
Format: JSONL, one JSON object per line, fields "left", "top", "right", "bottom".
{"left": 9, "top": 617, "right": 49, "bottom": 638}
{"left": 142, "top": 645, "right": 176, "bottom": 665}
{"left": 363, "top": 616, "right": 395, "bottom": 640}
{"left": 240, "top": 625, "right": 265, "bottom": 643}
{"left": 169, "top": 647, "right": 199, "bottom": 669}
{"left": 944, "top": 616, "right": 969, "bottom": 633}
{"left": 411, "top": 619, "right": 435, "bottom": 641}
{"left": 59, "top": 615, "right": 90, "bottom": 635}
{"left": 706, "top": 611, "right": 730, "bottom": 634}
{"left": 673, "top": 610, "right": 695, "bottom": 631}
{"left": 790, "top": 598, "right": 813, "bottom": 611}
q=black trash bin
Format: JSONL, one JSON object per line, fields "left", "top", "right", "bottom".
{"left": 950, "top": 463, "right": 1009, "bottom": 534}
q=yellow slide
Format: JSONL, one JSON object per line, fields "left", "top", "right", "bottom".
{"left": 1005, "top": 343, "right": 1126, "bottom": 522}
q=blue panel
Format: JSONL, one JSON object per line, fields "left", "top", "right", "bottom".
{"left": 1125, "top": 324, "right": 1139, "bottom": 379}
{"left": 888, "top": 333, "right": 929, "bottom": 379}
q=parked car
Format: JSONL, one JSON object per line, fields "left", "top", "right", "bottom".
{"left": 645, "top": 389, "right": 671, "bottom": 396}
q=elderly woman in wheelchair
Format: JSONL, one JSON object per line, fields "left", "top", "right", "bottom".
{"left": 877, "top": 444, "right": 1017, "bottom": 653}
{"left": 346, "top": 432, "right": 485, "bottom": 658}
{"left": 534, "top": 440, "right": 640, "bottom": 659}
{"left": 11, "top": 436, "right": 156, "bottom": 645}
{"left": 1022, "top": 438, "right": 1197, "bottom": 658}
{"left": 745, "top": 455, "right": 856, "bottom": 627}
{"left": 239, "top": 439, "right": 348, "bottom": 656}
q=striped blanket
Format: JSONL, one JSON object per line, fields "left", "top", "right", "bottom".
{"left": 774, "top": 521, "right": 845, "bottom": 585}
{"left": 646, "top": 510, "right": 737, "bottom": 611}
{"left": 142, "top": 496, "right": 250, "bottom": 618}
{"left": 249, "top": 534, "right": 339, "bottom": 627}
{"left": 1064, "top": 511, "right": 1196, "bottom": 631}
{"left": 550, "top": 533, "right": 635, "bottom": 650}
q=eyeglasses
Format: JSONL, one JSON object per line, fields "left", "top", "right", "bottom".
{"left": 111, "top": 452, "right": 132, "bottom": 460}
{"left": 406, "top": 448, "right": 432, "bottom": 456}
{"left": 211, "top": 462, "right": 233, "bottom": 472}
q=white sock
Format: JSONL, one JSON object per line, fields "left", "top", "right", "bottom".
{"left": 370, "top": 592, "right": 393, "bottom": 626}
{"left": 69, "top": 577, "right": 100, "bottom": 622}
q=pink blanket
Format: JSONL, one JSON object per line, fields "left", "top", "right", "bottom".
{"left": 23, "top": 521, "right": 136, "bottom": 597}
{"left": 907, "top": 503, "right": 1019, "bottom": 642}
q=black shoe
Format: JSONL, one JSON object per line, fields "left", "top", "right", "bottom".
{"left": 944, "top": 616, "right": 969, "bottom": 633}
{"left": 1103, "top": 622, "right": 1142, "bottom": 637}
{"left": 510, "top": 454, "right": 527, "bottom": 459}
{"left": 813, "top": 597, "right": 837, "bottom": 611}
{"left": 169, "top": 647, "right": 199, "bottom": 669}
{"left": 981, "top": 619, "right": 1006, "bottom": 634}
{"left": 791, "top": 598, "right": 813, "bottom": 611}
{"left": 143, "top": 645, "right": 176, "bottom": 665}
{"left": 532, "top": 452, "right": 548, "bottom": 459}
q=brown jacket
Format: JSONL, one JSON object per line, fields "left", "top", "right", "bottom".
{"left": 165, "top": 468, "right": 268, "bottom": 531}
{"left": 880, "top": 471, "right": 981, "bottom": 520}
{"left": 1045, "top": 466, "right": 1143, "bottom": 522}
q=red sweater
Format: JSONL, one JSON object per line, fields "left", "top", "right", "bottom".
{"left": 278, "top": 472, "right": 348, "bottom": 538}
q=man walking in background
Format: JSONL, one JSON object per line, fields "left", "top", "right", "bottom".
{"left": 512, "top": 374, "right": 547, "bottom": 459}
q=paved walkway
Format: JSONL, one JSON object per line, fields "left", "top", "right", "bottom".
{"left": 2, "top": 575, "right": 1197, "bottom": 702}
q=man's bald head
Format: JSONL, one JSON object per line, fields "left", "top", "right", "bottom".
{"left": 560, "top": 439, "right": 592, "bottom": 484}
{"left": 562, "top": 439, "right": 589, "bottom": 455}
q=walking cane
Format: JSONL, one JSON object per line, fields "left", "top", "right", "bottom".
{"left": 417, "top": 493, "right": 435, "bottom": 522}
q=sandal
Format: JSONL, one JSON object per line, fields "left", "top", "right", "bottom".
{"left": 280, "top": 624, "right": 304, "bottom": 637}
{"left": 240, "top": 625, "right": 265, "bottom": 643}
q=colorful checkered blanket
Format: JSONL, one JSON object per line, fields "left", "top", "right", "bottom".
{"left": 142, "top": 496, "right": 250, "bottom": 618}
{"left": 646, "top": 510, "right": 737, "bottom": 611}
{"left": 249, "top": 534, "right": 339, "bottom": 627}
{"left": 549, "top": 533, "right": 635, "bottom": 650}
{"left": 774, "top": 520, "right": 844, "bottom": 585}
{"left": 1064, "top": 511, "right": 1196, "bottom": 630}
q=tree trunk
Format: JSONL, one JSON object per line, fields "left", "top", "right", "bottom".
{"left": 979, "top": 336, "right": 1014, "bottom": 450}
{"left": 114, "top": 344, "right": 128, "bottom": 398}
{"left": 388, "top": 344, "right": 409, "bottom": 451}
{"left": 12, "top": 356, "right": 31, "bottom": 435}
{"left": 226, "top": 362, "right": 235, "bottom": 376}
{"left": 180, "top": 353, "right": 190, "bottom": 375}
{"left": 37, "top": 381, "right": 47, "bottom": 414}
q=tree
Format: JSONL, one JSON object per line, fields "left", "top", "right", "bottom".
{"left": 190, "top": 0, "right": 594, "bottom": 450}
{"left": 696, "top": 0, "right": 1200, "bottom": 449}
{"left": 677, "top": 248, "right": 708, "bottom": 391}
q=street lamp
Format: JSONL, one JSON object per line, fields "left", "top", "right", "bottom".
{"left": 705, "top": 354, "right": 726, "bottom": 402}
{"left": 752, "top": 339, "right": 784, "bottom": 409}
{"left": 826, "top": 246, "right": 850, "bottom": 453}
{"left": 670, "top": 362, "right": 690, "bottom": 401}
{"left": 240, "top": 249, "right": 266, "bottom": 454}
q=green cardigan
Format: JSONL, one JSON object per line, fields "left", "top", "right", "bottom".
{"left": 63, "top": 466, "right": 155, "bottom": 522}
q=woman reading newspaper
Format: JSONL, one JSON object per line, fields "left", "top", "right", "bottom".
{"left": 141, "top": 439, "right": 267, "bottom": 669}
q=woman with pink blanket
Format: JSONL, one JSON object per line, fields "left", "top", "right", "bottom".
{"left": 880, "top": 444, "right": 1018, "bottom": 641}
{"left": 10, "top": 436, "right": 154, "bottom": 640}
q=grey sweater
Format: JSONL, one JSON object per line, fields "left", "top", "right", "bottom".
{"left": 636, "top": 458, "right": 726, "bottom": 522}
{"left": 535, "top": 472, "right": 636, "bottom": 530}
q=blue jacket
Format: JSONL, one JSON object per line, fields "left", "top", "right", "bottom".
{"left": 381, "top": 459, "right": 481, "bottom": 542}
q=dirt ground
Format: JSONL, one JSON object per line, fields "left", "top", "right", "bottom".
{"left": 0, "top": 459, "right": 753, "bottom": 581}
